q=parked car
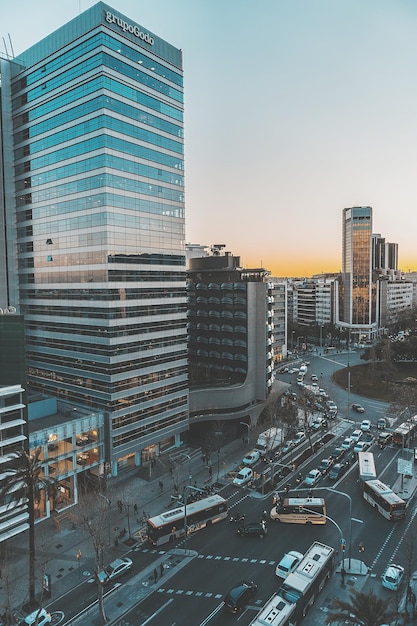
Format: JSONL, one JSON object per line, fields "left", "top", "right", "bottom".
{"left": 76, "top": 453, "right": 89, "bottom": 465}
{"left": 237, "top": 521, "right": 267, "bottom": 538}
{"left": 18, "top": 609, "right": 52, "bottom": 626}
{"left": 224, "top": 580, "right": 258, "bottom": 613}
{"left": 381, "top": 564, "right": 404, "bottom": 591}
{"left": 276, "top": 550, "right": 304, "bottom": 578}
{"left": 354, "top": 440, "right": 370, "bottom": 454}
{"left": 233, "top": 467, "right": 253, "bottom": 486}
{"left": 351, "top": 429, "right": 362, "bottom": 443}
{"left": 311, "top": 417, "right": 326, "bottom": 430}
{"left": 98, "top": 557, "right": 133, "bottom": 584}
{"left": 352, "top": 404, "right": 365, "bottom": 413}
{"left": 242, "top": 449, "right": 261, "bottom": 466}
{"left": 311, "top": 374, "right": 318, "bottom": 381}
{"left": 282, "top": 440, "right": 295, "bottom": 454}
{"left": 360, "top": 419, "right": 372, "bottom": 431}
{"left": 304, "top": 469, "right": 321, "bottom": 486}
{"left": 329, "top": 462, "right": 349, "bottom": 480}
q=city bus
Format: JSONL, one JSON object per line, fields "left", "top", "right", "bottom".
{"left": 393, "top": 421, "right": 416, "bottom": 447}
{"left": 249, "top": 542, "right": 335, "bottom": 626}
{"left": 362, "top": 479, "right": 406, "bottom": 520}
{"left": 358, "top": 451, "right": 377, "bottom": 482}
{"left": 270, "top": 497, "right": 326, "bottom": 524}
{"left": 146, "top": 494, "right": 228, "bottom": 546}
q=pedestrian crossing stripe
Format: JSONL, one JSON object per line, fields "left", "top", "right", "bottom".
{"left": 196, "top": 554, "right": 275, "bottom": 565}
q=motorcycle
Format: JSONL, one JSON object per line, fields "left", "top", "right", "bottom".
{"left": 229, "top": 512, "right": 245, "bottom": 524}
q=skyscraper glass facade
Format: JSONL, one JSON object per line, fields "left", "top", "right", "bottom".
{"left": 1, "top": 2, "right": 188, "bottom": 470}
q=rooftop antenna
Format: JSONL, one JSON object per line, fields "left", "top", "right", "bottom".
{"left": 8, "top": 34, "right": 15, "bottom": 58}
{"left": 2, "top": 37, "right": 9, "bottom": 59}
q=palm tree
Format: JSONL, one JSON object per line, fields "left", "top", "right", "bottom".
{"left": 0, "top": 448, "right": 51, "bottom": 610}
{"left": 325, "top": 588, "right": 399, "bottom": 626}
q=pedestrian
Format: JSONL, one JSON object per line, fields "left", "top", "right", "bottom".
{"left": 159, "top": 480, "right": 163, "bottom": 493}
{"left": 133, "top": 503, "right": 138, "bottom": 514}
{"left": 153, "top": 568, "right": 158, "bottom": 584}
{"left": 261, "top": 510, "right": 267, "bottom": 523}
{"left": 160, "top": 562, "right": 164, "bottom": 577}
{"left": 194, "top": 480, "right": 197, "bottom": 488}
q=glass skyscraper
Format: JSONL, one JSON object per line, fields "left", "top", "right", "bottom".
{"left": 338, "top": 206, "right": 377, "bottom": 339}
{"left": 0, "top": 2, "right": 188, "bottom": 473}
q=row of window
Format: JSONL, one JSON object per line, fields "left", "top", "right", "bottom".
{"left": 22, "top": 31, "right": 183, "bottom": 89}
{"left": 23, "top": 153, "right": 183, "bottom": 190}
{"left": 26, "top": 318, "right": 186, "bottom": 338}
{"left": 20, "top": 269, "right": 186, "bottom": 285}
{"left": 26, "top": 302, "right": 186, "bottom": 319}
{"left": 22, "top": 286, "right": 185, "bottom": 300}
{"left": 17, "top": 133, "right": 184, "bottom": 175}
{"left": 113, "top": 411, "right": 188, "bottom": 448}
{"left": 17, "top": 172, "right": 183, "bottom": 208}
{"left": 15, "top": 112, "right": 183, "bottom": 161}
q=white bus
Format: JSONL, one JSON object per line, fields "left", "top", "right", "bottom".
{"left": 250, "top": 542, "right": 335, "bottom": 625}
{"left": 362, "top": 479, "right": 406, "bottom": 521}
{"left": 358, "top": 451, "right": 377, "bottom": 482}
{"left": 270, "top": 497, "right": 326, "bottom": 524}
{"left": 146, "top": 494, "right": 228, "bottom": 546}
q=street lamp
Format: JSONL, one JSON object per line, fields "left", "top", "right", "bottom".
{"left": 183, "top": 484, "right": 205, "bottom": 555}
{"left": 98, "top": 492, "right": 111, "bottom": 547}
{"left": 179, "top": 452, "right": 192, "bottom": 485}
{"left": 240, "top": 421, "right": 250, "bottom": 446}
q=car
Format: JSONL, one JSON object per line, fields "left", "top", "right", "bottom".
{"left": 377, "top": 417, "right": 388, "bottom": 430}
{"left": 329, "top": 462, "right": 349, "bottom": 480}
{"left": 76, "top": 452, "right": 89, "bottom": 465}
{"left": 282, "top": 440, "right": 295, "bottom": 454}
{"left": 17, "top": 609, "right": 52, "bottom": 626}
{"left": 311, "top": 374, "right": 318, "bottom": 381}
{"left": 311, "top": 417, "right": 325, "bottom": 430}
{"left": 318, "top": 458, "right": 334, "bottom": 475}
{"left": 242, "top": 449, "right": 261, "bottom": 466}
{"left": 224, "top": 580, "right": 258, "bottom": 613}
{"left": 311, "top": 382, "right": 318, "bottom": 388}
{"left": 360, "top": 419, "right": 372, "bottom": 431}
{"left": 342, "top": 437, "right": 353, "bottom": 450}
{"left": 354, "top": 440, "right": 370, "bottom": 454}
{"left": 378, "top": 431, "right": 393, "bottom": 447}
{"left": 98, "top": 557, "right": 133, "bottom": 584}
{"left": 293, "top": 432, "right": 306, "bottom": 446}
{"left": 351, "top": 429, "right": 362, "bottom": 443}
{"left": 381, "top": 564, "right": 404, "bottom": 591}
{"left": 332, "top": 446, "right": 346, "bottom": 461}
{"left": 275, "top": 550, "right": 304, "bottom": 578}
{"left": 304, "top": 469, "right": 321, "bottom": 486}
{"left": 352, "top": 403, "right": 365, "bottom": 413}
{"left": 237, "top": 521, "right": 267, "bottom": 538}
{"left": 233, "top": 467, "right": 253, "bottom": 486}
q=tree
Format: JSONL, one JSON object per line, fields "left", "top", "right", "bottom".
{"left": 325, "top": 588, "right": 398, "bottom": 626}
{"left": 0, "top": 448, "right": 52, "bottom": 611}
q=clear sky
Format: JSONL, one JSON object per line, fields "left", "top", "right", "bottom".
{"left": 3, "top": 0, "right": 417, "bottom": 276}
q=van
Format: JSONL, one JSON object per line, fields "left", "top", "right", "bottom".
{"left": 18, "top": 609, "right": 51, "bottom": 626}
{"left": 377, "top": 431, "right": 392, "bottom": 447}
{"left": 242, "top": 449, "right": 260, "bottom": 466}
{"left": 233, "top": 467, "right": 253, "bottom": 486}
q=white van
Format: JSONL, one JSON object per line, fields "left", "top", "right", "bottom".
{"left": 18, "top": 609, "right": 51, "bottom": 626}
{"left": 233, "top": 467, "right": 253, "bottom": 486}
{"left": 242, "top": 449, "right": 260, "bottom": 466}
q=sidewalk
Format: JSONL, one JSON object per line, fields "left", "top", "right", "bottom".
{"left": 0, "top": 437, "right": 246, "bottom": 616}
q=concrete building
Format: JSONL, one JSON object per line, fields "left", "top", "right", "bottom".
{"left": 186, "top": 247, "right": 274, "bottom": 434}
{"left": 0, "top": 3, "right": 188, "bottom": 475}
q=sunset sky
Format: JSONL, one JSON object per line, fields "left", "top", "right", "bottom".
{"left": 3, "top": 0, "right": 417, "bottom": 276}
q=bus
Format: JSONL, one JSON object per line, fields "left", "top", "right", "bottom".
{"left": 362, "top": 479, "right": 406, "bottom": 520}
{"left": 358, "top": 451, "right": 377, "bottom": 482}
{"left": 393, "top": 421, "right": 416, "bottom": 447}
{"left": 249, "top": 542, "right": 335, "bottom": 626}
{"left": 146, "top": 494, "right": 228, "bottom": 546}
{"left": 270, "top": 497, "right": 326, "bottom": 524}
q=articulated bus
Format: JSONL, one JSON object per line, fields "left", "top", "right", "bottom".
{"left": 146, "top": 494, "right": 228, "bottom": 546}
{"left": 270, "top": 497, "right": 326, "bottom": 524}
{"left": 249, "top": 542, "right": 335, "bottom": 626}
{"left": 358, "top": 451, "right": 377, "bottom": 482}
{"left": 362, "top": 479, "right": 406, "bottom": 520}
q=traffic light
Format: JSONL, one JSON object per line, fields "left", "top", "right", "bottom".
{"left": 358, "top": 543, "right": 365, "bottom": 553}
{"left": 341, "top": 541, "right": 346, "bottom": 551}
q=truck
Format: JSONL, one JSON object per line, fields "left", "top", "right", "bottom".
{"left": 255, "top": 427, "right": 283, "bottom": 458}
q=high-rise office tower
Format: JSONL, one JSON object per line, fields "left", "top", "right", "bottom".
{"left": 0, "top": 3, "right": 188, "bottom": 473}
{"left": 337, "top": 206, "right": 377, "bottom": 339}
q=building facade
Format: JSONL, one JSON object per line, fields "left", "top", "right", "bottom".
{"left": 186, "top": 248, "right": 274, "bottom": 432}
{"left": 0, "top": 2, "right": 188, "bottom": 474}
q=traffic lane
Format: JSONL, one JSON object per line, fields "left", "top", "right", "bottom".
{"left": 46, "top": 544, "right": 164, "bottom": 620}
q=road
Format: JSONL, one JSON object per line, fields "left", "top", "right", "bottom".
{"left": 53, "top": 351, "right": 417, "bottom": 624}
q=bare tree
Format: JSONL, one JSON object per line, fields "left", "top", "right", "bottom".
{"left": 77, "top": 491, "right": 110, "bottom": 624}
